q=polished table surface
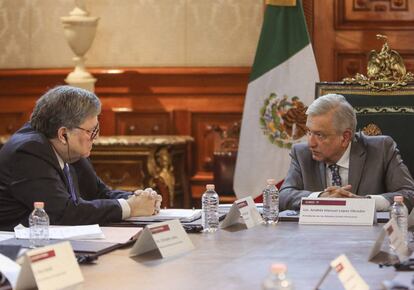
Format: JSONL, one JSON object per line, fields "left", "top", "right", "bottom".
{"left": 80, "top": 222, "right": 396, "bottom": 290}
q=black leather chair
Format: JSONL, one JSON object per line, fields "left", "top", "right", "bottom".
{"left": 213, "top": 151, "right": 237, "bottom": 203}
{"left": 210, "top": 122, "right": 240, "bottom": 203}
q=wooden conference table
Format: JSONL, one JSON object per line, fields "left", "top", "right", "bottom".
{"left": 79, "top": 222, "right": 395, "bottom": 290}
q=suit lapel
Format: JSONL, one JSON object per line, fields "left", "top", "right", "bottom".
{"left": 318, "top": 162, "right": 327, "bottom": 189}
{"left": 348, "top": 134, "right": 367, "bottom": 194}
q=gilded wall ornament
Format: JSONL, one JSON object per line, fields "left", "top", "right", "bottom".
{"left": 343, "top": 34, "right": 414, "bottom": 91}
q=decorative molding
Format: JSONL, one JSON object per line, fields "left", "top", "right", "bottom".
{"left": 0, "top": 67, "right": 250, "bottom": 97}
{"left": 335, "top": 0, "right": 414, "bottom": 30}
{"left": 354, "top": 106, "right": 414, "bottom": 114}
{"left": 353, "top": 0, "right": 408, "bottom": 12}
{"left": 303, "top": 0, "right": 315, "bottom": 41}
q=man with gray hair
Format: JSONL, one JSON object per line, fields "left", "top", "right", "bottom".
{"left": 0, "top": 86, "right": 161, "bottom": 230}
{"left": 279, "top": 93, "right": 414, "bottom": 212}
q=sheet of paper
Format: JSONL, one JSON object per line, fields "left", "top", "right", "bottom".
{"left": 0, "top": 253, "right": 20, "bottom": 288}
{"left": 126, "top": 209, "right": 201, "bottom": 222}
{"left": 0, "top": 231, "right": 14, "bottom": 242}
{"left": 14, "top": 224, "right": 104, "bottom": 240}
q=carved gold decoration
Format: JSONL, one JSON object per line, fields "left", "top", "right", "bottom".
{"left": 362, "top": 123, "right": 382, "bottom": 136}
{"left": 343, "top": 34, "right": 414, "bottom": 91}
{"left": 148, "top": 147, "right": 175, "bottom": 207}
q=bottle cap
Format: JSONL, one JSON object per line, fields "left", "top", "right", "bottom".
{"left": 34, "top": 202, "right": 44, "bottom": 209}
{"left": 394, "top": 196, "right": 404, "bottom": 202}
{"left": 206, "top": 184, "right": 215, "bottom": 190}
{"left": 270, "top": 263, "right": 287, "bottom": 274}
{"left": 266, "top": 179, "right": 276, "bottom": 185}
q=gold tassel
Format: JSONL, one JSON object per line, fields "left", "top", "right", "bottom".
{"left": 265, "top": 0, "right": 296, "bottom": 6}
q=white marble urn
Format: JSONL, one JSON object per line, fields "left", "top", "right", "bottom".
{"left": 61, "top": 1, "right": 99, "bottom": 92}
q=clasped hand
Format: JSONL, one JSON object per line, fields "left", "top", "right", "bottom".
{"left": 127, "top": 188, "right": 162, "bottom": 216}
{"left": 319, "top": 184, "right": 360, "bottom": 198}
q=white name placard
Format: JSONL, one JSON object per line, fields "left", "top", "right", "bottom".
{"left": 129, "top": 219, "right": 194, "bottom": 258}
{"left": 299, "top": 197, "right": 375, "bottom": 225}
{"left": 16, "top": 241, "right": 83, "bottom": 290}
{"left": 330, "top": 254, "right": 369, "bottom": 290}
{"left": 368, "top": 219, "right": 410, "bottom": 264}
{"left": 220, "top": 196, "right": 263, "bottom": 229}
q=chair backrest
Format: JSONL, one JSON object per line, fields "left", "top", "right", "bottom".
{"left": 213, "top": 151, "right": 237, "bottom": 196}
{"left": 210, "top": 122, "right": 240, "bottom": 200}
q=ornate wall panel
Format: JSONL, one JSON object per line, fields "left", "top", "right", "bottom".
{"left": 335, "top": 0, "right": 414, "bottom": 29}
{"left": 314, "top": 0, "right": 414, "bottom": 81}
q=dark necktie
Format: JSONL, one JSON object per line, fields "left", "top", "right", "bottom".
{"left": 63, "top": 163, "right": 78, "bottom": 203}
{"left": 328, "top": 164, "right": 342, "bottom": 187}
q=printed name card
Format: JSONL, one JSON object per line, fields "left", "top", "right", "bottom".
{"left": 330, "top": 254, "right": 370, "bottom": 290}
{"left": 299, "top": 197, "right": 375, "bottom": 225}
{"left": 368, "top": 219, "right": 410, "bottom": 264}
{"left": 220, "top": 196, "right": 263, "bottom": 229}
{"left": 129, "top": 219, "right": 194, "bottom": 258}
{"left": 15, "top": 241, "right": 83, "bottom": 290}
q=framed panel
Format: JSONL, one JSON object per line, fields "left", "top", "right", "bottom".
{"left": 315, "top": 82, "right": 414, "bottom": 176}
{"left": 115, "top": 111, "right": 172, "bottom": 135}
{"left": 335, "top": 0, "right": 414, "bottom": 30}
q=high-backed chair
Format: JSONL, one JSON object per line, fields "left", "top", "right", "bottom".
{"left": 315, "top": 35, "right": 414, "bottom": 176}
{"left": 211, "top": 122, "right": 240, "bottom": 203}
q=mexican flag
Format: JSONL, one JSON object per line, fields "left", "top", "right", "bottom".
{"left": 234, "top": 0, "right": 319, "bottom": 199}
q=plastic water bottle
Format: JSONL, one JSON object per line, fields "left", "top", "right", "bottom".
{"left": 262, "top": 263, "right": 294, "bottom": 290}
{"left": 29, "top": 202, "right": 50, "bottom": 248}
{"left": 201, "top": 184, "right": 219, "bottom": 232}
{"left": 263, "top": 179, "right": 279, "bottom": 224}
{"left": 390, "top": 195, "right": 408, "bottom": 244}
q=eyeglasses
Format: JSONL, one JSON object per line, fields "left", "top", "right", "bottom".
{"left": 75, "top": 123, "right": 100, "bottom": 140}
{"left": 305, "top": 129, "right": 334, "bottom": 141}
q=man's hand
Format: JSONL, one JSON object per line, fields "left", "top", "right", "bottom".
{"left": 319, "top": 184, "right": 359, "bottom": 198}
{"left": 127, "top": 188, "right": 162, "bottom": 216}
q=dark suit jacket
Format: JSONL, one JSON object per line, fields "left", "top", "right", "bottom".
{"left": 279, "top": 133, "right": 414, "bottom": 211}
{"left": 0, "top": 123, "right": 131, "bottom": 231}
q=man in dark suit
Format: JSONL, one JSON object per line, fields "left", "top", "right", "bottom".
{"left": 0, "top": 86, "right": 161, "bottom": 231}
{"left": 279, "top": 94, "right": 414, "bottom": 212}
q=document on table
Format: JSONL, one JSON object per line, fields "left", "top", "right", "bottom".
{"left": 0, "top": 253, "right": 20, "bottom": 289}
{"left": 14, "top": 224, "right": 104, "bottom": 240}
{"left": 126, "top": 209, "right": 202, "bottom": 223}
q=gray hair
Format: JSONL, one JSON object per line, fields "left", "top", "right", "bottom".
{"left": 30, "top": 85, "right": 101, "bottom": 138}
{"left": 306, "top": 93, "right": 357, "bottom": 135}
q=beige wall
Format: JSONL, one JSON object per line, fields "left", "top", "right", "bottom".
{"left": 0, "top": 0, "right": 263, "bottom": 69}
